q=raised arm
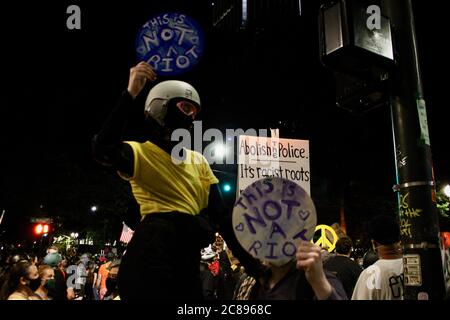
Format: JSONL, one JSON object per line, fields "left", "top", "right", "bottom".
{"left": 92, "top": 62, "right": 157, "bottom": 176}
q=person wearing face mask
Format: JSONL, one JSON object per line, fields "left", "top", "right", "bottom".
{"left": 43, "top": 252, "right": 72, "bottom": 300}
{"left": 34, "top": 265, "right": 55, "bottom": 300}
{"left": 92, "top": 62, "right": 219, "bottom": 300}
{"left": 0, "top": 254, "right": 29, "bottom": 291}
{"left": 0, "top": 261, "right": 41, "bottom": 300}
{"left": 103, "top": 259, "right": 121, "bottom": 300}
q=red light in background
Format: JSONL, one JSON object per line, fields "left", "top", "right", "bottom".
{"left": 33, "top": 223, "right": 51, "bottom": 236}
{"left": 35, "top": 224, "right": 43, "bottom": 235}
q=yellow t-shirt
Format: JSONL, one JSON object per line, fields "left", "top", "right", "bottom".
{"left": 119, "top": 141, "right": 218, "bottom": 216}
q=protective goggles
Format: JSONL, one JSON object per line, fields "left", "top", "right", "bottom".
{"left": 176, "top": 101, "right": 199, "bottom": 119}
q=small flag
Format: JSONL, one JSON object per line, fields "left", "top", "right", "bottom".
{"left": 120, "top": 222, "right": 134, "bottom": 244}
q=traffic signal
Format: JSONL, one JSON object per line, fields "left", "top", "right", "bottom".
{"left": 34, "top": 224, "right": 43, "bottom": 235}
{"left": 222, "top": 183, "right": 232, "bottom": 193}
{"left": 34, "top": 223, "right": 50, "bottom": 236}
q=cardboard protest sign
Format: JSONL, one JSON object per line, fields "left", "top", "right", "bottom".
{"left": 232, "top": 177, "right": 317, "bottom": 267}
{"left": 136, "top": 12, "right": 205, "bottom": 76}
{"left": 238, "top": 135, "right": 310, "bottom": 196}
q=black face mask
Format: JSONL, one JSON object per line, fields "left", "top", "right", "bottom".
{"left": 105, "top": 278, "right": 117, "bottom": 293}
{"left": 164, "top": 100, "right": 194, "bottom": 131}
{"left": 44, "top": 279, "right": 56, "bottom": 292}
{"left": 28, "top": 278, "right": 42, "bottom": 291}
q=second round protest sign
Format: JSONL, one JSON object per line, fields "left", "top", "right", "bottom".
{"left": 232, "top": 177, "right": 317, "bottom": 267}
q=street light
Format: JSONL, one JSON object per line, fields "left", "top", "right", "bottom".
{"left": 214, "top": 143, "right": 227, "bottom": 159}
{"left": 444, "top": 185, "right": 450, "bottom": 198}
{"left": 91, "top": 206, "right": 98, "bottom": 213}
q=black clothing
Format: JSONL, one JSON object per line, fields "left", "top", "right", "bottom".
{"left": 324, "top": 255, "right": 362, "bottom": 298}
{"left": 199, "top": 264, "right": 217, "bottom": 300}
{"left": 48, "top": 268, "right": 67, "bottom": 301}
{"left": 92, "top": 90, "right": 139, "bottom": 176}
{"left": 216, "top": 251, "right": 236, "bottom": 300}
{"left": 117, "top": 212, "right": 214, "bottom": 300}
{"left": 250, "top": 263, "right": 347, "bottom": 300}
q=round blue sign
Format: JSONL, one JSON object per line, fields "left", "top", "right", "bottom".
{"left": 136, "top": 12, "right": 205, "bottom": 76}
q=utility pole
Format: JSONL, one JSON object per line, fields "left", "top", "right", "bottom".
{"left": 382, "top": 0, "right": 445, "bottom": 300}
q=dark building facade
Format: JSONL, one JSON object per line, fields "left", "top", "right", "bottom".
{"left": 209, "top": 0, "right": 303, "bottom": 31}
{"left": 209, "top": 0, "right": 243, "bottom": 31}
{"left": 247, "top": 0, "right": 302, "bottom": 28}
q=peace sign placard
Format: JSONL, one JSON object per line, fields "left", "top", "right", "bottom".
{"left": 313, "top": 225, "right": 339, "bottom": 252}
{"left": 232, "top": 177, "right": 317, "bottom": 267}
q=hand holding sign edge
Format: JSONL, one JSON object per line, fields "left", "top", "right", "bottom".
{"left": 296, "top": 240, "right": 333, "bottom": 300}
{"left": 127, "top": 62, "right": 158, "bottom": 99}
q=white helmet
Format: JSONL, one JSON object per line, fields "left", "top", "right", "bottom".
{"left": 144, "top": 80, "right": 201, "bottom": 126}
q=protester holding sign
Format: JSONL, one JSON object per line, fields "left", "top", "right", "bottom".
{"left": 220, "top": 178, "right": 347, "bottom": 300}
{"left": 92, "top": 61, "right": 220, "bottom": 300}
{"left": 230, "top": 240, "right": 347, "bottom": 300}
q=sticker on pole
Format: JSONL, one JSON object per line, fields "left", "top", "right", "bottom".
{"left": 232, "top": 177, "right": 317, "bottom": 267}
{"left": 136, "top": 12, "right": 205, "bottom": 76}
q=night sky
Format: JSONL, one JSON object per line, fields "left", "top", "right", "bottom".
{"left": 0, "top": 1, "right": 449, "bottom": 242}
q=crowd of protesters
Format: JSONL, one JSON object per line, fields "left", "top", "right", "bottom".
{"left": 6, "top": 214, "right": 447, "bottom": 300}
{"left": 0, "top": 245, "right": 122, "bottom": 300}
{"left": 0, "top": 215, "right": 423, "bottom": 300}
{"left": 0, "top": 233, "right": 374, "bottom": 301}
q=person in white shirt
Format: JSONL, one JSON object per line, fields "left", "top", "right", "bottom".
{"left": 352, "top": 215, "right": 404, "bottom": 300}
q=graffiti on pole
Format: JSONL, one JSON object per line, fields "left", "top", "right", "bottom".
{"left": 400, "top": 192, "right": 424, "bottom": 239}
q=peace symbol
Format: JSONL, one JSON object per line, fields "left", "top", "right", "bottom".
{"left": 313, "top": 224, "right": 338, "bottom": 252}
